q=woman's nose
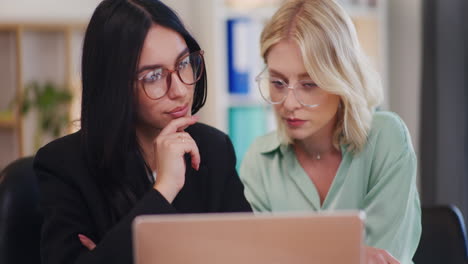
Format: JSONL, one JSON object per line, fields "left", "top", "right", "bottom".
{"left": 282, "top": 88, "right": 302, "bottom": 111}
{"left": 167, "top": 72, "right": 187, "bottom": 98}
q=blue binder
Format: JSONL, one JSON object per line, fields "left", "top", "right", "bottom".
{"left": 227, "top": 18, "right": 251, "bottom": 94}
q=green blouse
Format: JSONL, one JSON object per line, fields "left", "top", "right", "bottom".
{"left": 239, "top": 111, "right": 421, "bottom": 264}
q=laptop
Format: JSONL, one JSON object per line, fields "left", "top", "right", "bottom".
{"left": 133, "top": 211, "right": 365, "bottom": 264}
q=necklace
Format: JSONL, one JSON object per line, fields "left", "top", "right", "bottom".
{"left": 316, "top": 153, "right": 321, "bottom": 160}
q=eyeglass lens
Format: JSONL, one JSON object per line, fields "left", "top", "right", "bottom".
{"left": 257, "top": 75, "right": 324, "bottom": 107}
{"left": 140, "top": 52, "right": 203, "bottom": 100}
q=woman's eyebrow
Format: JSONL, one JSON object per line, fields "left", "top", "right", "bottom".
{"left": 175, "top": 47, "right": 190, "bottom": 61}
{"left": 137, "top": 47, "right": 190, "bottom": 74}
{"left": 137, "top": 63, "right": 164, "bottom": 74}
{"left": 268, "top": 69, "right": 311, "bottom": 80}
{"left": 298, "top": 72, "right": 311, "bottom": 79}
{"left": 268, "top": 69, "right": 287, "bottom": 80}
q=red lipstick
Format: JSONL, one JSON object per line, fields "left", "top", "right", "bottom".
{"left": 286, "top": 118, "right": 306, "bottom": 127}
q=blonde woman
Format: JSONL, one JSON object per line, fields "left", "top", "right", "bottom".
{"left": 239, "top": 0, "right": 421, "bottom": 263}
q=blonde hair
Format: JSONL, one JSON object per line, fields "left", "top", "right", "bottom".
{"left": 261, "top": 0, "right": 383, "bottom": 153}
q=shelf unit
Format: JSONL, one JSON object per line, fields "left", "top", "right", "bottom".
{"left": 183, "top": 0, "right": 388, "bottom": 166}
{"left": 0, "top": 22, "right": 85, "bottom": 170}
{"left": 0, "top": 111, "right": 15, "bottom": 129}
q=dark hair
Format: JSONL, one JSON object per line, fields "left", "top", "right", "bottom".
{"left": 80, "top": 0, "right": 207, "bottom": 224}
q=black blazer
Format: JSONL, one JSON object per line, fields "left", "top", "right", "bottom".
{"left": 34, "top": 123, "right": 252, "bottom": 264}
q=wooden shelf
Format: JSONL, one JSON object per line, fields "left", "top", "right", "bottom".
{"left": 0, "top": 120, "right": 15, "bottom": 129}
{"left": 0, "top": 112, "right": 15, "bottom": 129}
{"left": 0, "top": 22, "right": 87, "bottom": 30}
{"left": 0, "top": 22, "right": 86, "bottom": 168}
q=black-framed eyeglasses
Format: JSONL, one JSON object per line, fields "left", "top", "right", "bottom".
{"left": 255, "top": 68, "right": 324, "bottom": 108}
{"left": 137, "top": 50, "right": 205, "bottom": 100}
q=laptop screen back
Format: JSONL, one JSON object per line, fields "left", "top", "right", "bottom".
{"left": 133, "top": 212, "right": 364, "bottom": 264}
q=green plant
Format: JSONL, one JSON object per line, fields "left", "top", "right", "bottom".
{"left": 20, "top": 81, "right": 73, "bottom": 148}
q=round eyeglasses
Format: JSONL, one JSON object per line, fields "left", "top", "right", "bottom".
{"left": 255, "top": 69, "right": 324, "bottom": 108}
{"left": 137, "top": 50, "right": 205, "bottom": 100}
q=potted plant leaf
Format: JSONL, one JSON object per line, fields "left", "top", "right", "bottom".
{"left": 20, "top": 81, "right": 73, "bottom": 151}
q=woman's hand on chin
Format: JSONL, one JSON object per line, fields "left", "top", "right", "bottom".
{"left": 153, "top": 116, "right": 200, "bottom": 203}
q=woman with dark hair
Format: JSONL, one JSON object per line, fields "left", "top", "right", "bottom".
{"left": 33, "top": 0, "right": 251, "bottom": 263}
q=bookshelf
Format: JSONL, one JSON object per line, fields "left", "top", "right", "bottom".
{"left": 0, "top": 23, "right": 85, "bottom": 170}
{"left": 187, "top": 0, "right": 389, "bottom": 167}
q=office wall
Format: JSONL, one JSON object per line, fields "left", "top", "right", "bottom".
{"left": 387, "top": 0, "right": 422, "bottom": 162}
{"left": 0, "top": 0, "right": 99, "bottom": 22}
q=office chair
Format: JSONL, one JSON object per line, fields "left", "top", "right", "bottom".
{"left": 0, "top": 157, "right": 42, "bottom": 264}
{"left": 413, "top": 205, "right": 468, "bottom": 264}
